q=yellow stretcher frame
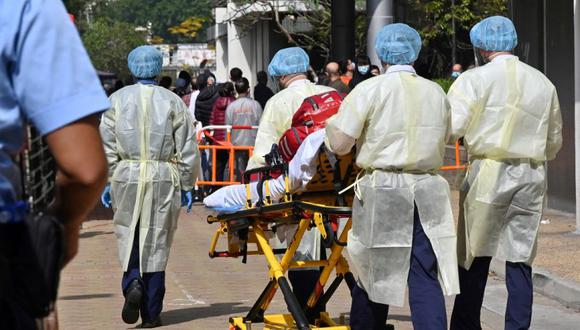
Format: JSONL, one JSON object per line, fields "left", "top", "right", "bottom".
{"left": 207, "top": 147, "right": 359, "bottom": 330}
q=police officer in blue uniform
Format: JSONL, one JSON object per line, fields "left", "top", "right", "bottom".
{"left": 0, "top": 0, "right": 110, "bottom": 327}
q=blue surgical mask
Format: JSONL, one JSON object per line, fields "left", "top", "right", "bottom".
{"left": 451, "top": 71, "right": 461, "bottom": 79}
{"left": 358, "top": 65, "right": 370, "bottom": 75}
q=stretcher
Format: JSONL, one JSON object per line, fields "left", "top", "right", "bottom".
{"left": 207, "top": 146, "right": 359, "bottom": 330}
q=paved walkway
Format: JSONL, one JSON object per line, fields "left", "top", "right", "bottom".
{"left": 58, "top": 198, "right": 580, "bottom": 329}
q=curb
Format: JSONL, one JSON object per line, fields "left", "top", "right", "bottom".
{"left": 489, "top": 259, "right": 580, "bottom": 311}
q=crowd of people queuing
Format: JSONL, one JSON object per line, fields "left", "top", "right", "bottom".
{"left": 0, "top": 0, "right": 564, "bottom": 329}
{"left": 147, "top": 51, "right": 388, "bottom": 188}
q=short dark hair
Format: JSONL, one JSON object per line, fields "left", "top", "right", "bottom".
{"left": 257, "top": 71, "right": 268, "bottom": 84}
{"left": 178, "top": 70, "right": 192, "bottom": 84}
{"left": 356, "top": 55, "right": 370, "bottom": 67}
{"left": 159, "top": 76, "right": 172, "bottom": 89}
{"left": 338, "top": 59, "right": 349, "bottom": 75}
{"left": 196, "top": 74, "right": 208, "bottom": 90}
{"left": 219, "top": 82, "right": 235, "bottom": 97}
{"left": 235, "top": 77, "right": 250, "bottom": 94}
{"left": 230, "top": 67, "right": 243, "bottom": 82}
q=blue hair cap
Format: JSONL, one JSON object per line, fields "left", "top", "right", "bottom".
{"left": 268, "top": 47, "right": 310, "bottom": 77}
{"left": 374, "top": 23, "right": 422, "bottom": 65}
{"left": 128, "top": 45, "right": 163, "bottom": 79}
{"left": 470, "top": 16, "right": 518, "bottom": 51}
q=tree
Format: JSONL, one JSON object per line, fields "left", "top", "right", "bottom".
{"left": 226, "top": 0, "right": 368, "bottom": 61}
{"left": 91, "top": 0, "right": 213, "bottom": 43}
{"left": 82, "top": 18, "right": 146, "bottom": 80}
{"left": 408, "top": 0, "right": 508, "bottom": 76}
{"left": 168, "top": 17, "right": 209, "bottom": 40}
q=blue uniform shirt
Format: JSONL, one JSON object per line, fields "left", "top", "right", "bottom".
{"left": 0, "top": 0, "right": 110, "bottom": 205}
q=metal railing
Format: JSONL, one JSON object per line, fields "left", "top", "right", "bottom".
{"left": 195, "top": 125, "right": 466, "bottom": 188}
{"left": 440, "top": 140, "right": 467, "bottom": 171}
{"left": 19, "top": 125, "right": 56, "bottom": 213}
{"left": 196, "top": 125, "right": 258, "bottom": 186}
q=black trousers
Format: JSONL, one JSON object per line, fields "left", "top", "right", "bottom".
{"left": 233, "top": 150, "right": 249, "bottom": 182}
{"left": 121, "top": 227, "right": 165, "bottom": 323}
{"left": 349, "top": 207, "right": 447, "bottom": 330}
{"left": 215, "top": 150, "right": 229, "bottom": 182}
{"left": 450, "top": 257, "right": 533, "bottom": 330}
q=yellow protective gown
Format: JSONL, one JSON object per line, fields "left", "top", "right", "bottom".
{"left": 448, "top": 55, "right": 562, "bottom": 269}
{"left": 325, "top": 65, "right": 460, "bottom": 306}
{"left": 100, "top": 83, "right": 200, "bottom": 273}
{"left": 246, "top": 79, "right": 334, "bottom": 170}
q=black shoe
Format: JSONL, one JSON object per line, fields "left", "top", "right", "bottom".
{"left": 138, "top": 316, "right": 162, "bottom": 328}
{"left": 122, "top": 280, "right": 143, "bottom": 324}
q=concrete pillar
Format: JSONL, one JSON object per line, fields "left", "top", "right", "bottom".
{"left": 227, "top": 21, "right": 255, "bottom": 86}
{"left": 331, "top": 0, "right": 355, "bottom": 61}
{"left": 574, "top": 0, "right": 580, "bottom": 232}
{"left": 214, "top": 7, "right": 228, "bottom": 83}
{"left": 367, "top": 0, "right": 393, "bottom": 67}
{"left": 215, "top": 37, "right": 228, "bottom": 83}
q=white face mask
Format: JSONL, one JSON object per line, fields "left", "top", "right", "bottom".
{"left": 358, "top": 65, "right": 370, "bottom": 75}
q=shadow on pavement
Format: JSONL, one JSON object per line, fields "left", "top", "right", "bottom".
{"left": 80, "top": 231, "right": 114, "bottom": 239}
{"left": 388, "top": 314, "right": 412, "bottom": 322}
{"left": 60, "top": 293, "right": 114, "bottom": 300}
{"left": 160, "top": 302, "right": 250, "bottom": 326}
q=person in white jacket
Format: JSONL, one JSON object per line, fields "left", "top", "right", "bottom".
{"left": 325, "top": 23, "right": 459, "bottom": 330}
{"left": 100, "top": 46, "right": 200, "bottom": 328}
{"left": 447, "top": 16, "right": 562, "bottom": 330}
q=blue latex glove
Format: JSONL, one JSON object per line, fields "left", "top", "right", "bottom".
{"left": 101, "top": 184, "right": 112, "bottom": 208}
{"left": 181, "top": 190, "right": 193, "bottom": 213}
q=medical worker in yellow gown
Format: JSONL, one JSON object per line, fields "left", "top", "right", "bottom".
{"left": 100, "top": 46, "right": 200, "bottom": 328}
{"left": 447, "top": 16, "right": 562, "bottom": 330}
{"left": 325, "top": 24, "right": 460, "bottom": 330}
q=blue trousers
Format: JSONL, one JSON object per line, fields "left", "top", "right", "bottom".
{"left": 350, "top": 207, "right": 447, "bottom": 330}
{"left": 121, "top": 228, "right": 165, "bottom": 322}
{"left": 289, "top": 269, "right": 320, "bottom": 308}
{"left": 450, "top": 257, "right": 533, "bottom": 330}
{"left": 288, "top": 233, "right": 327, "bottom": 312}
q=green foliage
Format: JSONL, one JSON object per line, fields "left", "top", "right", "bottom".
{"left": 168, "top": 17, "right": 208, "bottom": 39}
{"left": 229, "top": 0, "right": 367, "bottom": 60}
{"left": 82, "top": 18, "right": 146, "bottom": 79}
{"left": 408, "top": 0, "right": 508, "bottom": 76}
{"left": 62, "top": 0, "right": 90, "bottom": 16}
{"left": 433, "top": 78, "right": 454, "bottom": 93}
{"left": 411, "top": 0, "right": 507, "bottom": 45}
{"left": 91, "top": 0, "right": 212, "bottom": 43}
{"left": 293, "top": 0, "right": 368, "bottom": 59}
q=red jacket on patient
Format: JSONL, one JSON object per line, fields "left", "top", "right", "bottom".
{"left": 278, "top": 90, "right": 344, "bottom": 162}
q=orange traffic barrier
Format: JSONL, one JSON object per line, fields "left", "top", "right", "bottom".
{"left": 197, "top": 127, "right": 466, "bottom": 187}
{"left": 196, "top": 125, "right": 258, "bottom": 186}
{"left": 440, "top": 140, "right": 466, "bottom": 171}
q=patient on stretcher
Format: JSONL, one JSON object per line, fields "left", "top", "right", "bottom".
{"left": 203, "top": 130, "right": 326, "bottom": 213}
